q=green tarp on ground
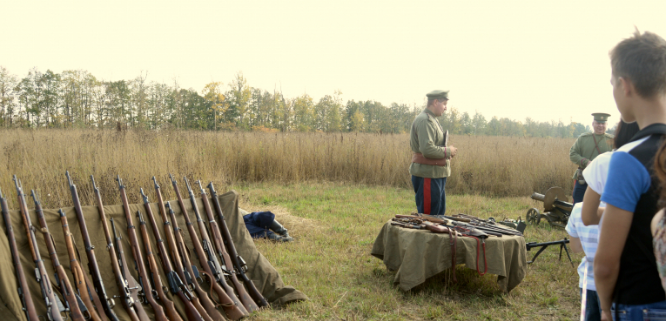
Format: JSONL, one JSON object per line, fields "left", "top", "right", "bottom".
{"left": 0, "top": 190, "right": 307, "bottom": 321}
{"left": 371, "top": 220, "right": 527, "bottom": 292}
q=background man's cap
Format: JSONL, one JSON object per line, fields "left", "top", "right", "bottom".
{"left": 426, "top": 90, "right": 449, "bottom": 100}
{"left": 592, "top": 113, "right": 611, "bottom": 123}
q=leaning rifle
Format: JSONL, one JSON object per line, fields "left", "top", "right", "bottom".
{"left": 91, "top": 176, "right": 148, "bottom": 321}
{"left": 14, "top": 176, "right": 66, "bottom": 321}
{"left": 116, "top": 176, "right": 169, "bottom": 321}
{"left": 31, "top": 191, "right": 87, "bottom": 321}
{"left": 205, "top": 182, "right": 268, "bottom": 308}
{"left": 140, "top": 186, "right": 206, "bottom": 321}
{"left": 66, "top": 171, "right": 119, "bottom": 321}
{"left": 0, "top": 187, "right": 39, "bottom": 321}
{"left": 169, "top": 175, "right": 248, "bottom": 318}
{"left": 184, "top": 177, "right": 257, "bottom": 313}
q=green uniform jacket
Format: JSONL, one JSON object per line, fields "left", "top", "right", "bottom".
{"left": 569, "top": 132, "right": 614, "bottom": 179}
{"left": 409, "top": 108, "right": 452, "bottom": 178}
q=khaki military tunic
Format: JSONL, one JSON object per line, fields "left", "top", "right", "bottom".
{"left": 569, "top": 132, "right": 614, "bottom": 179}
{"left": 409, "top": 109, "right": 452, "bottom": 178}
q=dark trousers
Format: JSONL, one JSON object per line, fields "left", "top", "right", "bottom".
{"left": 412, "top": 176, "right": 447, "bottom": 215}
{"left": 573, "top": 180, "right": 588, "bottom": 205}
{"left": 580, "top": 288, "right": 602, "bottom": 321}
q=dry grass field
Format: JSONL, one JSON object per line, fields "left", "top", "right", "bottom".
{"left": 0, "top": 129, "right": 583, "bottom": 320}
{"left": 0, "top": 129, "right": 576, "bottom": 209}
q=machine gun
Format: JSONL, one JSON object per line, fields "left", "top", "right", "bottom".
{"left": 526, "top": 187, "right": 573, "bottom": 228}
{"left": 526, "top": 238, "right": 574, "bottom": 267}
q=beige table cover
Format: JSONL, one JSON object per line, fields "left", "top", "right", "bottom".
{"left": 0, "top": 190, "right": 307, "bottom": 321}
{"left": 371, "top": 220, "right": 527, "bottom": 292}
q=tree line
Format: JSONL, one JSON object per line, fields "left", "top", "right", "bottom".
{"left": 0, "top": 66, "right": 594, "bottom": 137}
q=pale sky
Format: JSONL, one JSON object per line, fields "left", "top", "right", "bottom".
{"left": 2, "top": 0, "right": 666, "bottom": 125}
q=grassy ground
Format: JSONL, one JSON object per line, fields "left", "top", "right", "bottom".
{"left": 231, "top": 182, "right": 581, "bottom": 320}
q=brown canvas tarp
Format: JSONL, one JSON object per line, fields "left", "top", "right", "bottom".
{"left": 371, "top": 220, "right": 527, "bottom": 292}
{"left": 0, "top": 190, "right": 307, "bottom": 321}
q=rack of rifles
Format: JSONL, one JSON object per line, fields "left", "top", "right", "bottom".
{"left": 0, "top": 172, "right": 268, "bottom": 321}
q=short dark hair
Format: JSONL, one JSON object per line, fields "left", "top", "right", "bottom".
{"left": 613, "top": 120, "right": 640, "bottom": 149}
{"left": 427, "top": 97, "right": 436, "bottom": 107}
{"left": 610, "top": 30, "right": 666, "bottom": 98}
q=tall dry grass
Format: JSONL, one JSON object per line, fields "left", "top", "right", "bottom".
{"left": 0, "top": 129, "right": 577, "bottom": 209}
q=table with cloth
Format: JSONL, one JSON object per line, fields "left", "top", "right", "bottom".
{"left": 371, "top": 219, "right": 527, "bottom": 292}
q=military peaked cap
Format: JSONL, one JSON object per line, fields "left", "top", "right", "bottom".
{"left": 592, "top": 112, "right": 611, "bottom": 123}
{"left": 426, "top": 90, "right": 449, "bottom": 100}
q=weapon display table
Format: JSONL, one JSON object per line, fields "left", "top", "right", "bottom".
{"left": 371, "top": 220, "right": 527, "bottom": 293}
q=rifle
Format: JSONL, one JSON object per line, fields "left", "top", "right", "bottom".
{"left": 58, "top": 208, "right": 104, "bottom": 321}
{"left": 91, "top": 176, "right": 148, "bottom": 321}
{"left": 115, "top": 176, "right": 168, "bottom": 321}
{"left": 526, "top": 238, "right": 574, "bottom": 267}
{"left": 206, "top": 182, "right": 268, "bottom": 308}
{"left": 14, "top": 176, "right": 66, "bottom": 321}
{"left": 139, "top": 185, "right": 206, "bottom": 321}
{"left": 66, "top": 171, "right": 119, "bottom": 321}
{"left": 152, "top": 178, "right": 222, "bottom": 321}
{"left": 184, "top": 177, "right": 257, "bottom": 313}
{"left": 0, "top": 187, "right": 39, "bottom": 321}
{"left": 136, "top": 209, "right": 183, "bottom": 321}
{"left": 31, "top": 191, "right": 87, "bottom": 321}
{"left": 169, "top": 175, "right": 249, "bottom": 318}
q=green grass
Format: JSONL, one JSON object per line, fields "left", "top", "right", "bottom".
{"left": 231, "top": 182, "right": 581, "bottom": 320}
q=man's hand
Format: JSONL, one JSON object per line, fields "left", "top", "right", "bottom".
{"left": 601, "top": 309, "right": 612, "bottom": 321}
{"left": 449, "top": 146, "right": 458, "bottom": 158}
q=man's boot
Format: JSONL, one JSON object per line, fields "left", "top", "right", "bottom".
{"left": 269, "top": 220, "right": 294, "bottom": 242}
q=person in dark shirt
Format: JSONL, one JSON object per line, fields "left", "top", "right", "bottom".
{"left": 594, "top": 30, "right": 666, "bottom": 320}
{"left": 243, "top": 211, "right": 294, "bottom": 242}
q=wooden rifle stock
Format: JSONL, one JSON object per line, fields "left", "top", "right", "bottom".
{"left": 204, "top": 182, "right": 267, "bottom": 308}
{"left": 136, "top": 209, "right": 184, "bottom": 321}
{"left": 91, "top": 176, "right": 145, "bottom": 321}
{"left": 31, "top": 192, "right": 86, "bottom": 321}
{"left": 141, "top": 184, "right": 206, "bottom": 321}
{"left": 66, "top": 171, "right": 120, "bottom": 321}
{"left": 116, "top": 176, "right": 169, "bottom": 321}
{"left": 14, "top": 176, "right": 65, "bottom": 321}
{"left": 169, "top": 175, "right": 248, "bottom": 319}
{"left": 0, "top": 187, "right": 39, "bottom": 321}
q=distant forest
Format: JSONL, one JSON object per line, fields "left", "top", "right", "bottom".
{"left": 0, "top": 66, "right": 599, "bottom": 137}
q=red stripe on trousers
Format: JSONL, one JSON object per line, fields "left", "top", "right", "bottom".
{"left": 423, "top": 178, "right": 431, "bottom": 214}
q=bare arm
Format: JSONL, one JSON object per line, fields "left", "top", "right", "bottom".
{"left": 569, "top": 237, "right": 583, "bottom": 253}
{"left": 594, "top": 204, "right": 633, "bottom": 315}
{"left": 581, "top": 187, "right": 601, "bottom": 225}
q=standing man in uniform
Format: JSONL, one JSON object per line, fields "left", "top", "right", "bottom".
{"left": 569, "top": 113, "right": 614, "bottom": 204}
{"left": 409, "top": 90, "right": 458, "bottom": 216}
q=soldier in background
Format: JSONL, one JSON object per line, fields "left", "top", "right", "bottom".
{"left": 569, "top": 113, "right": 614, "bottom": 204}
{"left": 409, "top": 90, "right": 458, "bottom": 216}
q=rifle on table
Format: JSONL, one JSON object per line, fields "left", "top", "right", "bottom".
{"left": 152, "top": 177, "right": 223, "bottom": 321}
{"left": 66, "top": 171, "right": 119, "bottom": 321}
{"left": 0, "top": 187, "right": 39, "bottom": 321}
{"left": 185, "top": 178, "right": 258, "bottom": 313}
{"left": 14, "top": 176, "right": 66, "bottom": 321}
{"left": 116, "top": 176, "right": 169, "bottom": 321}
{"left": 31, "top": 191, "right": 87, "bottom": 321}
{"left": 169, "top": 175, "right": 249, "bottom": 318}
{"left": 526, "top": 238, "right": 574, "bottom": 267}
{"left": 91, "top": 176, "right": 148, "bottom": 321}
{"left": 138, "top": 188, "right": 200, "bottom": 321}
{"left": 206, "top": 182, "right": 268, "bottom": 308}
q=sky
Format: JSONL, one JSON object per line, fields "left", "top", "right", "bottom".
{"left": 2, "top": 0, "right": 666, "bottom": 125}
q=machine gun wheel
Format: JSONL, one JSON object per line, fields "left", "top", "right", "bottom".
{"left": 526, "top": 208, "right": 540, "bottom": 225}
